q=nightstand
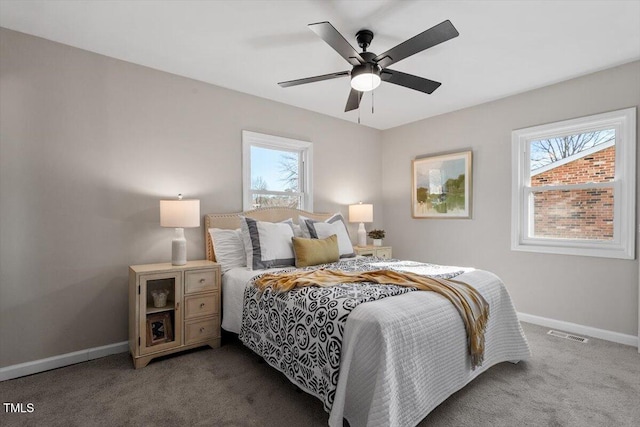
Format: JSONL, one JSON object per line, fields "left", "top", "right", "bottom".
{"left": 128, "top": 260, "right": 221, "bottom": 369}
{"left": 354, "top": 245, "right": 392, "bottom": 259}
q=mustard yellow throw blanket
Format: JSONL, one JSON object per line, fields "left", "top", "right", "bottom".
{"left": 255, "top": 268, "right": 490, "bottom": 368}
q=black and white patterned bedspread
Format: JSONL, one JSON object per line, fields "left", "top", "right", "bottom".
{"left": 239, "top": 258, "right": 466, "bottom": 412}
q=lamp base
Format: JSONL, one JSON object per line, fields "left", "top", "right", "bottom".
{"left": 357, "top": 222, "right": 367, "bottom": 247}
{"left": 171, "top": 228, "right": 187, "bottom": 266}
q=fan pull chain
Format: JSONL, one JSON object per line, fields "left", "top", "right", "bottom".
{"left": 372, "top": 91, "right": 374, "bottom": 114}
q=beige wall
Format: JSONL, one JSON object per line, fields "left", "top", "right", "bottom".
{"left": 0, "top": 29, "right": 383, "bottom": 367}
{"left": 382, "top": 61, "right": 640, "bottom": 337}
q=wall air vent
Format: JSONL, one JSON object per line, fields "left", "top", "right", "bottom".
{"left": 547, "top": 330, "right": 589, "bottom": 343}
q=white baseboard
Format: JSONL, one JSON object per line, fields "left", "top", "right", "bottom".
{"left": 0, "top": 341, "right": 129, "bottom": 382}
{"left": 518, "top": 312, "right": 639, "bottom": 348}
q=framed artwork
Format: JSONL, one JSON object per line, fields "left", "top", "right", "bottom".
{"left": 146, "top": 312, "right": 174, "bottom": 346}
{"left": 412, "top": 150, "right": 472, "bottom": 218}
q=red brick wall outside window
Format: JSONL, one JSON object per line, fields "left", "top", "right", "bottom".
{"left": 531, "top": 145, "right": 615, "bottom": 240}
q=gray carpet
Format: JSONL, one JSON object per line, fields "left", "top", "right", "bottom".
{"left": 1, "top": 322, "right": 638, "bottom": 427}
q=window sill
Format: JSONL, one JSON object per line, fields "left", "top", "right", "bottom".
{"left": 511, "top": 240, "right": 634, "bottom": 259}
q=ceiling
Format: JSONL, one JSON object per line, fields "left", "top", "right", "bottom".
{"left": 1, "top": 0, "right": 639, "bottom": 130}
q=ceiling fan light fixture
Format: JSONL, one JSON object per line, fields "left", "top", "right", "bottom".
{"left": 350, "top": 63, "right": 381, "bottom": 92}
{"left": 281, "top": 21, "right": 459, "bottom": 113}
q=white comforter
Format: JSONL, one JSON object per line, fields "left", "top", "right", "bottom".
{"left": 222, "top": 262, "right": 530, "bottom": 427}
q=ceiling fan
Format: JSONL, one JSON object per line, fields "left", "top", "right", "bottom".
{"left": 278, "top": 20, "right": 459, "bottom": 112}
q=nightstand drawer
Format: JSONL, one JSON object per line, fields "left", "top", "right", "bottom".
{"left": 354, "top": 245, "right": 392, "bottom": 258}
{"left": 357, "top": 249, "right": 375, "bottom": 257}
{"left": 185, "top": 317, "right": 220, "bottom": 344}
{"left": 184, "top": 293, "right": 219, "bottom": 319}
{"left": 376, "top": 248, "right": 392, "bottom": 258}
{"left": 185, "top": 269, "right": 218, "bottom": 294}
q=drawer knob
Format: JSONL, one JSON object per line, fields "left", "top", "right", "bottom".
{"left": 199, "top": 278, "right": 205, "bottom": 283}
{"left": 200, "top": 327, "right": 205, "bottom": 333}
{"left": 200, "top": 303, "right": 205, "bottom": 308}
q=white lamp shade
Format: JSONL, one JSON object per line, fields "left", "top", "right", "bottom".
{"left": 160, "top": 199, "right": 200, "bottom": 228}
{"left": 349, "top": 203, "right": 373, "bottom": 223}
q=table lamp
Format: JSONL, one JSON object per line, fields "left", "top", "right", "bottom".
{"left": 160, "top": 194, "right": 200, "bottom": 265}
{"left": 349, "top": 202, "right": 373, "bottom": 247}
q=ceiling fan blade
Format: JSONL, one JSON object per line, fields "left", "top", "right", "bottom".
{"left": 381, "top": 69, "right": 441, "bottom": 94}
{"left": 309, "top": 21, "right": 364, "bottom": 66}
{"left": 278, "top": 71, "right": 350, "bottom": 88}
{"left": 345, "top": 88, "right": 362, "bottom": 112}
{"left": 374, "top": 20, "right": 459, "bottom": 69}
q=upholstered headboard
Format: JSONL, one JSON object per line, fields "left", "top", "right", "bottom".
{"left": 204, "top": 207, "right": 331, "bottom": 262}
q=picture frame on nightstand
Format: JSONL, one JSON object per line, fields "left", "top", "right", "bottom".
{"left": 146, "top": 312, "right": 173, "bottom": 346}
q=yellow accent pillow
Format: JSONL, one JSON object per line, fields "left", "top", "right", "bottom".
{"left": 291, "top": 234, "right": 340, "bottom": 267}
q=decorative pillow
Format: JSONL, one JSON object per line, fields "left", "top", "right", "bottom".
{"left": 300, "top": 213, "right": 355, "bottom": 258}
{"left": 280, "top": 218, "right": 301, "bottom": 236}
{"left": 208, "top": 228, "right": 246, "bottom": 274}
{"left": 240, "top": 216, "right": 295, "bottom": 270}
{"left": 291, "top": 223, "right": 304, "bottom": 238}
{"left": 297, "top": 215, "right": 313, "bottom": 238}
{"left": 298, "top": 213, "right": 341, "bottom": 238}
{"left": 291, "top": 235, "right": 340, "bottom": 267}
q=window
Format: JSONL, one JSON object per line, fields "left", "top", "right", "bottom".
{"left": 511, "top": 108, "right": 635, "bottom": 259}
{"left": 242, "top": 131, "right": 313, "bottom": 211}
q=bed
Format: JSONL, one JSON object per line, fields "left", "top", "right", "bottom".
{"left": 205, "top": 208, "right": 530, "bottom": 427}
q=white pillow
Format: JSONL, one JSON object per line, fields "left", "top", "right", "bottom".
{"left": 291, "top": 223, "right": 304, "bottom": 238}
{"left": 208, "top": 228, "right": 246, "bottom": 274}
{"left": 301, "top": 213, "right": 355, "bottom": 258}
{"left": 240, "top": 216, "right": 295, "bottom": 270}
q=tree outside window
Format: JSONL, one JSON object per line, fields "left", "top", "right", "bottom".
{"left": 242, "top": 131, "right": 313, "bottom": 211}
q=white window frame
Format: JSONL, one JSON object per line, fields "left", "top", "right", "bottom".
{"left": 511, "top": 107, "right": 636, "bottom": 259}
{"left": 242, "top": 130, "right": 313, "bottom": 211}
